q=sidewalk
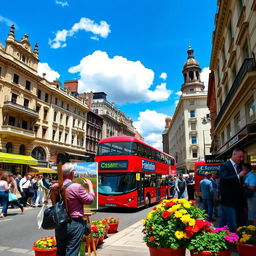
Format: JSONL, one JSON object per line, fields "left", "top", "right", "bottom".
{"left": 97, "top": 220, "right": 238, "bottom": 256}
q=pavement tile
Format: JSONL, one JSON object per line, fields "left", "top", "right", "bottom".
{"left": 0, "top": 246, "right": 10, "bottom": 251}
{"left": 8, "top": 248, "right": 30, "bottom": 253}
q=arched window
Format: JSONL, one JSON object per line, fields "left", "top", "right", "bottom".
{"left": 6, "top": 142, "right": 13, "bottom": 153}
{"left": 32, "top": 146, "right": 46, "bottom": 160}
{"left": 189, "top": 71, "right": 194, "bottom": 81}
{"left": 19, "top": 144, "right": 25, "bottom": 155}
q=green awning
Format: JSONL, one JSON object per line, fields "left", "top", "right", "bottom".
{"left": 0, "top": 152, "right": 38, "bottom": 165}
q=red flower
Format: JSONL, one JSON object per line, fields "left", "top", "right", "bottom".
{"left": 152, "top": 207, "right": 157, "bottom": 210}
{"left": 165, "top": 201, "right": 176, "bottom": 208}
{"left": 185, "top": 226, "right": 194, "bottom": 237}
{"left": 189, "top": 200, "right": 197, "bottom": 206}
{"left": 91, "top": 226, "right": 99, "bottom": 232}
{"left": 162, "top": 211, "right": 171, "bottom": 219}
{"left": 150, "top": 236, "right": 155, "bottom": 242}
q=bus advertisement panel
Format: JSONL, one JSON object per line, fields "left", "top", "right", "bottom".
{"left": 95, "top": 136, "right": 176, "bottom": 208}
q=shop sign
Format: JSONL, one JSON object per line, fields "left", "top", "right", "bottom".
{"left": 205, "top": 155, "right": 225, "bottom": 163}
{"left": 250, "top": 155, "right": 256, "bottom": 163}
{"left": 228, "top": 135, "right": 239, "bottom": 147}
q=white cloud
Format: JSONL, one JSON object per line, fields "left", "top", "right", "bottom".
{"left": 200, "top": 67, "right": 210, "bottom": 91}
{"left": 160, "top": 72, "right": 167, "bottom": 80}
{"left": 0, "top": 15, "right": 16, "bottom": 27}
{"left": 175, "top": 91, "right": 182, "bottom": 96}
{"left": 49, "top": 17, "right": 110, "bottom": 48}
{"left": 133, "top": 110, "right": 167, "bottom": 150}
{"left": 175, "top": 99, "right": 180, "bottom": 106}
{"left": 55, "top": 0, "right": 69, "bottom": 7}
{"left": 68, "top": 50, "right": 172, "bottom": 104}
{"left": 38, "top": 63, "right": 60, "bottom": 82}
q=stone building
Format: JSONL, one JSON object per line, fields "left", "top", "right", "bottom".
{"left": 0, "top": 25, "right": 90, "bottom": 174}
{"left": 163, "top": 47, "right": 211, "bottom": 172}
{"left": 208, "top": 0, "right": 256, "bottom": 163}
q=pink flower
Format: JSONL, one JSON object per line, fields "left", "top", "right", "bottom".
{"left": 224, "top": 233, "right": 239, "bottom": 243}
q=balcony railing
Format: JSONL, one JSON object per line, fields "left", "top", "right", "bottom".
{"left": 215, "top": 58, "right": 256, "bottom": 127}
{"left": 3, "top": 101, "right": 39, "bottom": 118}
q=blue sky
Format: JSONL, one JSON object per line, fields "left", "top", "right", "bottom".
{"left": 0, "top": 0, "right": 216, "bottom": 149}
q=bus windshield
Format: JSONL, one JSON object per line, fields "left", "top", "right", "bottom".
{"left": 98, "top": 173, "right": 136, "bottom": 195}
{"left": 196, "top": 165, "right": 221, "bottom": 175}
{"left": 97, "top": 142, "right": 135, "bottom": 156}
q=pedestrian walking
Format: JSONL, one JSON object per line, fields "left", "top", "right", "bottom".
{"left": 19, "top": 173, "right": 33, "bottom": 207}
{"left": 200, "top": 172, "right": 214, "bottom": 221}
{"left": 52, "top": 163, "right": 95, "bottom": 256}
{"left": 0, "top": 172, "right": 9, "bottom": 218}
{"left": 167, "top": 176, "right": 175, "bottom": 198}
{"left": 175, "top": 173, "right": 186, "bottom": 199}
{"left": 35, "top": 175, "right": 46, "bottom": 207}
{"left": 31, "top": 176, "right": 38, "bottom": 206}
{"left": 211, "top": 173, "right": 220, "bottom": 218}
{"left": 219, "top": 148, "right": 248, "bottom": 232}
{"left": 243, "top": 163, "right": 256, "bottom": 225}
{"left": 186, "top": 173, "right": 195, "bottom": 200}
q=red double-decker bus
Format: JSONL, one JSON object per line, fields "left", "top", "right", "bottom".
{"left": 95, "top": 136, "right": 176, "bottom": 208}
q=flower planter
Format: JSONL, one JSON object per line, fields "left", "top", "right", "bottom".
{"left": 86, "top": 237, "right": 99, "bottom": 251}
{"left": 148, "top": 246, "right": 185, "bottom": 256}
{"left": 237, "top": 243, "right": 256, "bottom": 256}
{"left": 32, "top": 246, "right": 57, "bottom": 256}
{"left": 104, "top": 228, "right": 108, "bottom": 238}
{"left": 98, "top": 236, "right": 104, "bottom": 245}
{"left": 108, "top": 222, "right": 119, "bottom": 233}
{"left": 190, "top": 250, "right": 232, "bottom": 256}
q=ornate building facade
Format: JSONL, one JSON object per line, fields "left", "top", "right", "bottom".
{"left": 164, "top": 47, "right": 211, "bottom": 172}
{"left": 0, "top": 25, "right": 90, "bottom": 173}
{"left": 208, "top": 0, "right": 256, "bottom": 163}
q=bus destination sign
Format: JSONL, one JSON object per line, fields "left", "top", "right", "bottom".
{"left": 142, "top": 160, "right": 156, "bottom": 172}
{"left": 99, "top": 160, "right": 128, "bottom": 170}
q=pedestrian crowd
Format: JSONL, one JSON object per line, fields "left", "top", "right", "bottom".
{"left": 0, "top": 171, "right": 52, "bottom": 218}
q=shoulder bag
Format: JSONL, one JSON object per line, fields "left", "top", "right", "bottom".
{"left": 41, "top": 182, "right": 72, "bottom": 230}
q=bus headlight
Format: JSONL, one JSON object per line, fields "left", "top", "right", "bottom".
{"left": 127, "top": 197, "right": 134, "bottom": 202}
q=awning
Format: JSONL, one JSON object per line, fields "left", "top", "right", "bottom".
{"left": 65, "top": 151, "right": 89, "bottom": 158}
{"left": 29, "top": 166, "right": 57, "bottom": 174}
{"left": 0, "top": 153, "right": 38, "bottom": 165}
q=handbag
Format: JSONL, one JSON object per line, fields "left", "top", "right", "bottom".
{"left": 9, "top": 192, "right": 18, "bottom": 202}
{"left": 41, "top": 182, "right": 72, "bottom": 230}
{"left": 244, "top": 187, "right": 254, "bottom": 198}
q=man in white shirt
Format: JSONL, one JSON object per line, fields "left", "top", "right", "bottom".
{"left": 19, "top": 174, "right": 32, "bottom": 207}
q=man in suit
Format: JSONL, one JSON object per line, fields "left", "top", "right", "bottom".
{"left": 219, "top": 148, "right": 248, "bottom": 232}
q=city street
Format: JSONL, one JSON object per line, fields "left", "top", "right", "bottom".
{"left": 0, "top": 205, "right": 155, "bottom": 256}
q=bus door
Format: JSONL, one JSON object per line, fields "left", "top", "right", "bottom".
{"left": 137, "top": 173, "right": 144, "bottom": 206}
{"left": 156, "top": 174, "right": 161, "bottom": 201}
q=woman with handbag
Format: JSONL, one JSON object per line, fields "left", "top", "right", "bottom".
{"left": 0, "top": 172, "right": 9, "bottom": 218}
{"left": 7, "top": 173, "right": 23, "bottom": 214}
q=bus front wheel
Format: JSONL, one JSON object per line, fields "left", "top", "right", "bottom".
{"left": 145, "top": 195, "right": 150, "bottom": 207}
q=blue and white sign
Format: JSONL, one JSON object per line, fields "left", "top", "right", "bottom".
{"left": 142, "top": 159, "right": 156, "bottom": 172}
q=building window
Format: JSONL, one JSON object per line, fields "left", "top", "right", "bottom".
{"left": 65, "top": 133, "right": 68, "bottom": 143}
{"left": 242, "top": 41, "right": 249, "bottom": 59}
{"left": 71, "top": 135, "right": 74, "bottom": 144}
{"left": 228, "top": 22, "right": 233, "bottom": 42}
{"left": 246, "top": 97, "right": 256, "bottom": 123}
{"left": 231, "top": 64, "right": 236, "bottom": 83}
{"left": 222, "top": 46, "right": 226, "bottom": 64}
{"left": 60, "top": 113, "right": 63, "bottom": 123}
{"left": 32, "top": 146, "right": 46, "bottom": 160}
{"left": 59, "top": 131, "right": 62, "bottom": 142}
{"left": 224, "top": 84, "right": 228, "bottom": 97}
{"left": 42, "top": 128, "right": 47, "bottom": 138}
{"left": 43, "top": 109, "right": 48, "bottom": 120}
{"left": 13, "top": 74, "right": 19, "bottom": 84}
{"left": 52, "top": 130, "right": 56, "bottom": 141}
{"left": 226, "top": 123, "right": 231, "bottom": 140}
{"left": 55, "top": 97, "right": 58, "bottom": 105}
{"left": 237, "top": 0, "right": 243, "bottom": 14}
{"left": 6, "top": 142, "right": 13, "bottom": 153}
{"left": 61, "top": 101, "right": 64, "bottom": 108}
{"left": 34, "top": 126, "right": 38, "bottom": 136}
{"left": 191, "top": 122, "right": 196, "bottom": 130}
{"left": 36, "top": 105, "right": 40, "bottom": 113}
{"left": 24, "top": 99, "right": 29, "bottom": 108}
{"left": 22, "top": 120, "right": 28, "bottom": 129}
{"left": 37, "top": 89, "right": 41, "bottom": 99}
{"left": 0, "top": 66, "right": 2, "bottom": 76}
{"left": 66, "top": 116, "right": 69, "bottom": 126}
{"left": 189, "top": 101, "right": 195, "bottom": 106}
{"left": 192, "top": 149, "right": 197, "bottom": 158}
{"left": 11, "top": 93, "right": 18, "bottom": 103}
{"left": 54, "top": 111, "right": 57, "bottom": 122}
{"left": 67, "top": 104, "right": 69, "bottom": 111}
{"left": 221, "top": 131, "right": 225, "bottom": 144}
{"left": 73, "top": 119, "right": 76, "bottom": 126}
{"left": 45, "top": 93, "right": 49, "bottom": 103}
{"left": 234, "top": 112, "right": 241, "bottom": 133}
{"left": 189, "top": 88, "right": 194, "bottom": 92}
{"left": 190, "top": 110, "right": 195, "bottom": 118}
{"left": 19, "top": 144, "right": 25, "bottom": 155}
{"left": 8, "top": 116, "right": 15, "bottom": 126}
{"left": 191, "top": 136, "right": 197, "bottom": 144}
{"left": 25, "top": 80, "right": 31, "bottom": 90}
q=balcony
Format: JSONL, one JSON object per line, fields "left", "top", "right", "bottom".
{"left": 3, "top": 101, "right": 39, "bottom": 119}
{"left": 0, "top": 125, "right": 35, "bottom": 139}
{"left": 215, "top": 58, "right": 256, "bottom": 127}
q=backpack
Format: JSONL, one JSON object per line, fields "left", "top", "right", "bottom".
{"left": 41, "top": 182, "right": 72, "bottom": 230}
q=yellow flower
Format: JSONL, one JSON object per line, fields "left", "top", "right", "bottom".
{"left": 183, "top": 203, "right": 191, "bottom": 209}
{"left": 188, "top": 218, "right": 195, "bottom": 226}
{"left": 174, "top": 211, "right": 183, "bottom": 218}
{"left": 147, "top": 212, "right": 153, "bottom": 220}
{"left": 247, "top": 225, "right": 256, "bottom": 231}
{"left": 179, "top": 209, "right": 187, "bottom": 214}
{"left": 180, "top": 214, "right": 191, "bottom": 224}
{"left": 241, "top": 234, "right": 252, "bottom": 243}
{"left": 178, "top": 199, "right": 186, "bottom": 204}
{"left": 175, "top": 231, "right": 185, "bottom": 239}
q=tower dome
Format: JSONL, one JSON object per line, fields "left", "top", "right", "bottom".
{"left": 181, "top": 46, "right": 204, "bottom": 93}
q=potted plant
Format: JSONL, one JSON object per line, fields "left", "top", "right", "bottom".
{"left": 91, "top": 220, "right": 106, "bottom": 245}
{"left": 188, "top": 226, "right": 238, "bottom": 256}
{"left": 107, "top": 217, "right": 120, "bottom": 233}
{"left": 142, "top": 198, "right": 208, "bottom": 256}
{"left": 32, "top": 236, "right": 57, "bottom": 256}
{"left": 236, "top": 225, "right": 256, "bottom": 256}
{"left": 102, "top": 218, "right": 110, "bottom": 238}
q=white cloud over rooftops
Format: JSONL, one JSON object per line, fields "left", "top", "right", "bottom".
{"left": 68, "top": 50, "right": 172, "bottom": 104}
{"left": 38, "top": 62, "right": 60, "bottom": 82}
{"left": 49, "top": 17, "right": 111, "bottom": 48}
{"left": 200, "top": 67, "right": 210, "bottom": 91}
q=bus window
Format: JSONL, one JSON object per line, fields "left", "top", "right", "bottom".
{"left": 132, "top": 142, "right": 138, "bottom": 155}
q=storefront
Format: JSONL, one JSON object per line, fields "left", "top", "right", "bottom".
{"left": 0, "top": 152, "right": 38, "bottom": 175}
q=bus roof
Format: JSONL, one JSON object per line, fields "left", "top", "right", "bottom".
{"left": 98, "top": 136, "right": 174, "bottom": 158}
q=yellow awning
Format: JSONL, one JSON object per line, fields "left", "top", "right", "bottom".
{"left": 0, "top": 152, "right": 38, "bottom": 165}
{"left": 29, "top": 166, "right": 57, "bottom": 174}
